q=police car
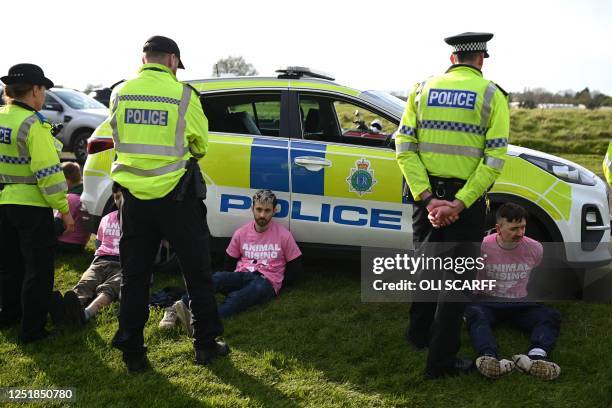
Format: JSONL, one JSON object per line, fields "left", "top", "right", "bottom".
{"left": 80, "top": 67, "right": 611, "bottom": 268}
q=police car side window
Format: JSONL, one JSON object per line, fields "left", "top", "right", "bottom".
{"left": 200, "top": 93, "right": 281, "bottom": 137}
{"left": 299, "top": 96, "right": 341, "bottom": 142}
{"left": 299, "top": 94, "right": 395, "bottom": 148}
{"left": 333, "top": 101, "right": 395, "bottom": 147}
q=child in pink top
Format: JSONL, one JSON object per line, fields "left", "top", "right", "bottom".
{"left": 465, "top": 203, "right": 561, "bottom": 381}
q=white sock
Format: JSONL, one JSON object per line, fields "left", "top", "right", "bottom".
{"left": 528, "top": 348, "right": 547, "bottom": 358}
{"left": 83, "top": 309, "right": 92, "bottom": 321}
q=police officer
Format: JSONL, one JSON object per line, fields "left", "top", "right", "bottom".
{"left": 109, "top": 36, "right": 226, "bottom": 372}
{"left": 0, "top": 64, "right": 75, "bottom": 342}
{"left": 603, "top": 140, "right": 611, "bottom": 186}
{"left": 395, "top": 32, "right": 509, "bottom": 378}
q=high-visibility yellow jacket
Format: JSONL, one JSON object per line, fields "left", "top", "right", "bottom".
{"left": 0, "top": 103, "right": 68, "bottom": 212}
{"left": 396, "top": 64, "right": 509, "bottom": 208}
{"left": 603, "top": 140, "right": 611, "bottom": 186}
{"left": 109, "top": 63, "right": 208, "bottom": 199}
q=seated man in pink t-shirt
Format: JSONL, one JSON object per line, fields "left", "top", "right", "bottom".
{"left": 465, "top": 203, "right": 561, "bottom": 381}
{"left": 54, "top": 162, "right": 91, "bottom": 253}
{"left": 60, "top": 183, "right": 124, "bottom": 325}
{"left": 159, "top": 189, "right": 303, "bottom": 335}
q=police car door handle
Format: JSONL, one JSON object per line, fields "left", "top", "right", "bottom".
{"left": 294, "top": 156, "right": 332, "bottom": 171}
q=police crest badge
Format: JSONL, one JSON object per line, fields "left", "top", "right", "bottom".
{"left": 346, "top": 158, "right": 377, "bottom": 196}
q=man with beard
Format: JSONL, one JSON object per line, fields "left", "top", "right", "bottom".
{"left": 465, "top": 203, "right": 561, "bottom": 381}
{"left": 159, "top": 189, "right": 303, "bottom": 335}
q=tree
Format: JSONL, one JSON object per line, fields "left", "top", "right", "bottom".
{"left": 212, "top": 56, "right": 258, "bottom": 77}
{"left": 575, "top": 87, "right": 592, "bottom": 107}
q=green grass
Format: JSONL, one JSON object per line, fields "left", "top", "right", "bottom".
{"left": 1, "top": 247, "right": 612, "bottom": 407}
{"left": 510, "top": 109, "right": 611, "bottom": 155}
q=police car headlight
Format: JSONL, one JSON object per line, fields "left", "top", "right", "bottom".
{"left": 520, "top": 154, "right": 596, "bottom": 186}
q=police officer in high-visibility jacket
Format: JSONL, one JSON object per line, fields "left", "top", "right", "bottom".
{"left": 603, "top": 140, "right": 611, "bottom": 186}
{"left": 0, "top": 64, "right": 75, "bottom": 343}
{"left": 109, "top": 36, "right": 227, "bottom": 372}
{"left": 395, "top": 32, "right": 509, "bottom": 379}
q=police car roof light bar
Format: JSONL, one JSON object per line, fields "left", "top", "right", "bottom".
{"left": 276, "top": 66, "right": 335, "bottom": 81}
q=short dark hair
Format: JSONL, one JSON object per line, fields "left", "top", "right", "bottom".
{"left": 3, "top": 83, "right": 35, "bottom": 102}
{"left": 454, "top": 51, "right": 482, "bottom": 64}
{"left": 61, "top": 162, "right": 81, "bottom": 184}
{"left": 252, "top": 189, "right": 277, "bottom": 208}
{"left": 112, "top": 182, "right": 122, "bottom": 194}
{"left": 496, "top": 203, "right": 528, "bottom": 224}
{"left": 143, "top": 50, "right": 171, "bottom": 63}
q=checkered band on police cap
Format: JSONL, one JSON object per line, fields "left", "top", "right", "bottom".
{"left": 452, "top": 42, "right": 488, "bottom": 53}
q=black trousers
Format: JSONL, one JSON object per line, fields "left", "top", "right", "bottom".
{"left": 111, "top": 188, "right": 223, "bottom": 353}
{"left": 407, "top": 180, "right": 486, "bottom": 375}
{"left": 0, "top": 205, "right": 55, "bottom": 341}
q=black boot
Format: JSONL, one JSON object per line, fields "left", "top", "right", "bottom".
{"left": 49, "top": 291, "right": 66, "bottom": 326}
{"left": 123, "top": 351, "right": 151, "bottom": 373}
{"left": 63, "top": 291, "right": 86, "bottom": 326}
{"left": 194, "top": 341, "right": 230, "bottom": 365}
{"left": 425, "top": 358, "right": 475, "bottom": 379}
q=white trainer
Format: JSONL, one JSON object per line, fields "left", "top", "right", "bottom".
{"left": 158, "top": 304, "right": 178, "bottom": 329}
{"left": 476, "top": 355, "right": 515, "bottom": 378}
{"left": 174, "top": 300, "right": 194, "bottom": 337}
{"left": 513, "top": 354, "right": 561, "bottom": 381}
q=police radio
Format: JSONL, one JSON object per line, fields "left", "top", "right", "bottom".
{"left": 50, "top": 123, "right": 63, "bottom": 137}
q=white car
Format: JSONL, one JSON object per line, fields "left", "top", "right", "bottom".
{"left": 39, "top": 88, "right": 108, "bottom": 163}
{"left": 81, "top": 67, "right": 611, "bottom": 268}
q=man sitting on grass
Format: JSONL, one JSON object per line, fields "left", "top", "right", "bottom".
{"left": 159, "top": 189, "right": 303, "bottom": 335}
{"left": 465, "top": 203, "right": 561, "bottom": 381}
{"left": 61, "top": 182, "right": 123, "bottom": 325}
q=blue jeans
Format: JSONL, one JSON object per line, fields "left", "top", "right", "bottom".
{"left": 464, "top": 302, "right": 561, "bottom": 358}
{"left": 183, "top": 271, "right": 275, "bottom": 317}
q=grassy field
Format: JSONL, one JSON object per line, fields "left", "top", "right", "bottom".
{"left": 1, "top": 247, "right": 611, "bottom": 407}
{"left": 509, "top": 109, "right": 611, "bottom": 155}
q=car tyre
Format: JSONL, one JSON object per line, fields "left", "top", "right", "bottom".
{"left": 72, "top": 130, "right": 92, "bottom": 164}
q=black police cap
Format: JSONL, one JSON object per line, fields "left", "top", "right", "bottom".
{"left": 444, "top": 32, "right": 494, "bottom": 58}
{"left": 143, "top": 35, "right": 185, "bottom": 69}
{"left": 1, "top": 63, "right": 54, "bottom": 88}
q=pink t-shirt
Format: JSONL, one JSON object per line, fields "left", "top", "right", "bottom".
{"left": 226, "top": 220, "right": 302, "bottom": 294}
{"left": 56, "top": 192, "right": 90, "bottom": 246}
{"left": 476, "top": 233, "right": 543, "bottom": 299}
{"left": 95, "top": 211, "right": 121, "bottom": 257}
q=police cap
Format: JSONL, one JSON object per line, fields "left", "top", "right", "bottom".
{"left": 444, "top": 32, "right": 493, "bottom": 58}
{"left": 1, "top": 63, "right": 54, "bottom": 88}
{"left": 143, "top": 35, "right": 185, "bottom": 69}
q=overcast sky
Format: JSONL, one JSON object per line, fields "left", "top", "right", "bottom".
{"left": 2, "top": 0, "right": 611, "bottom": 95}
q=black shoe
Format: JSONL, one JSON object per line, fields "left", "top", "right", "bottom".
{"left": 63, "top": 291, "right": 86, "bottom": 326}
{"left": 17, "top": 329, "right": 58, "bottom": 344}
{"left": 49, "top": 291, "right": 66, "bottom": 326}
{"left": 405, "top": 326, "right": 428, "bottom": 350}
{"left": 425, "top": 358, "right": 475, "bottom": 379}
{"left": 194, "top": 341, "right": 230, "bottom": 365}
{"left": 0, "top": 315, "right": 20, "bottom": 329}
{"left": 123, "top": 352, "right": 151, "bottom": 373}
